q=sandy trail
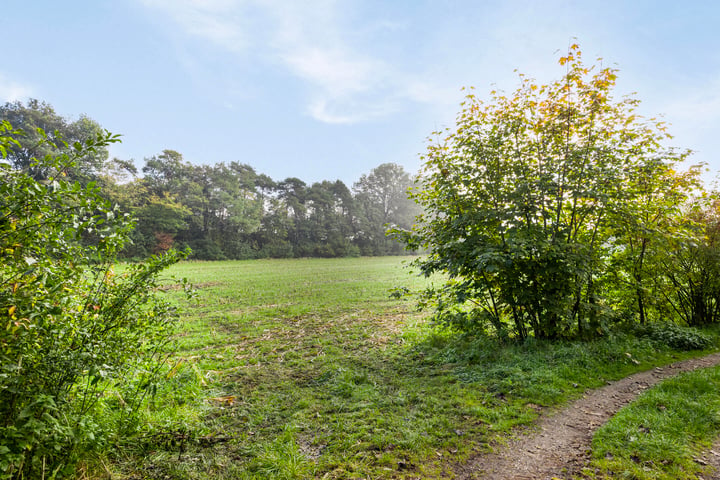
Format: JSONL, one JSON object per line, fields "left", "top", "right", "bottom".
{"left": 453, "top": 352, "right": 720, "bottom": 479}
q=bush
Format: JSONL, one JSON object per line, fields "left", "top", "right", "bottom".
{"left": 633, "top": 322, "right": 712, "bottom": 351}
{"left": 0, "top": 121, "right": 189, "bottom": 478}
{"left": 398, "top": 45, "right": 698, "bottom": 340}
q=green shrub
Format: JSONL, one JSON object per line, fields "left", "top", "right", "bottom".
{"left": 0, "top": 121, "right": 189, "bottom": 479}
{"left": 633, "top": 322, "right": 712, "bottom": 350}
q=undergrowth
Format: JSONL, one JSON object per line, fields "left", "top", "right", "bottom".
{"left": 632, "top": 322, "right": 713, "bottom": 351}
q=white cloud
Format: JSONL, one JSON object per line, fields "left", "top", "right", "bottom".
{"left": 136, "top": 0, "right": 440, "bottom": 124}
{"left": 138, "top": 0, "right": 249, "bottom": 52}
{"left": 308, "top": 93, "right": 399, "bottom": 125}
{"left": 281, "top": 46, "right": 382, "bottom": 98}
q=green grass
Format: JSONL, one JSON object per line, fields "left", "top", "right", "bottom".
{"left": 106, "top": 257, "right": 720, "bottom": 479}
{"left": 585, "top": 365, "right": 720, "bottom": 480}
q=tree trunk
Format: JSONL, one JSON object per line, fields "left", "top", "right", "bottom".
{"left": 635, "top": 238, "right": 648, "bottom": 325}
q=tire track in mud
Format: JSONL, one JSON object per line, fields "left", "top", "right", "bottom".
{"left": 454, "top": 352, "right": 720, "bottom": 480}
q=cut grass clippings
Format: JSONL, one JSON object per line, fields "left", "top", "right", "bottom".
{"left": 105, "top": 257, "right": 720, "bottom": 479}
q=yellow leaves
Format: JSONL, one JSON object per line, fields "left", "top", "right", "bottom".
{"left": 208, "top": 395, "right": 237, "bottom": 407}
{"left": 166, "top": 359, "right": 183, "bottom": 379}
{"left": 4, "top": 243, "right": 23, "bottom": 255}
{"left": 104, "top": 266, "right": 116, "bottom": 285}
{"left": 5, "top": 306, "right": 29, "bottom": 333}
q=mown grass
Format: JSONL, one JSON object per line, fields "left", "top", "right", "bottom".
{"left": 107, "top": 257, "right": 720, "bottom": 479}
{"left": 585, "top": 365, "right": 720, "bottom": 480}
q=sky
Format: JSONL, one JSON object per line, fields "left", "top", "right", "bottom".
{"left": 2, "top": 0, "right": 720, "bottom": 186}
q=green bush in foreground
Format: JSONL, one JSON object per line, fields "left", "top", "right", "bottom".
{"left": 0, "top": 121, "right": 189, "bottom": 479}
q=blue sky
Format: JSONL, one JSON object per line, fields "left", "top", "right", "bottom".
{"left": 2, "top": 0, "right": 720, "bottom": 185}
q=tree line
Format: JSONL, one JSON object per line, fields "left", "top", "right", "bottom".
{"left": 0, "top": 99, "right": 420, "bottom": 261}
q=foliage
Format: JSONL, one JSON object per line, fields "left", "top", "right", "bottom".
{"left": 107, "top": 152, "right": 417, "bottom": 260}
{"left": 353, "top": 163, "right": 421, "bottom": 256}
{"left": 398, "top": 44, "right": 700, "bottom": 339}
{"left": 632, "top": 322, "right": 713, "bottom": 351}
{"left": 0, "top": 99, "right": 110, "bottom": 185}
{"left": 0, "top": 122, "right": 188, "bottom": 478}
{"left": 0, "top": 101, "right": 421, "bottom": 262}
{"left": 661, "top": 199, "right": 720, "bottom": 327}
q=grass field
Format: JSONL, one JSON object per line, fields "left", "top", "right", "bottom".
{"left": 111, "top": 256, "right": 720, "bottom": 479}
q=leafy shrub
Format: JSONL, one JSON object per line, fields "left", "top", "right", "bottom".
{"left": 398, "top": 45, "right": 699, "bottom": 340}
{"left": 633, "top": 322, "right": 712, "bottom": 350}
{"left": 0, "top": 121, "right": 189, "bottom": 479}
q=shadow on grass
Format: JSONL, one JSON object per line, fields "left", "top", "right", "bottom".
{"left": 119, "top": 318, "right": 720, "bottom": 480}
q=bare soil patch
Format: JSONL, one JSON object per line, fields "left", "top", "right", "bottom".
{"left": 455, "top": 352, "right": 720, "bottom": 479}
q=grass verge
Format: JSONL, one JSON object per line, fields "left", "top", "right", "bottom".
{"left": 584, "top": 365, "right": 720, "bottom": 479}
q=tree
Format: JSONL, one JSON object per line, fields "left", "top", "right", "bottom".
{"left": 201, "top": 162, "right": 263, "bottom": 258}
{"left": 353, "top": 163, "right": 420, "bottom": 255}
{"left": 606, "top": 161, "right": 700, "bottom": 325}
{"left": 398, "top": 45, "right": 694, "bottom": 339}
{"left": 276, "top": 177, "right": 309, "bottom": 255}
{"left": 0, "top": 121, "right": 188, "bottom": 478}
{"left": 662, "top": 197, "right": 720, "bottom": 326}
{"left": 0, "top": 99, "right": 110, "bottom": 184}
{"left": 305, "top": 180, "right": 356, "bottom": 257}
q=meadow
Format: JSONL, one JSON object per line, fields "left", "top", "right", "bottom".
{"left": 113, "top": 256, "right": 720, "bottom": 479}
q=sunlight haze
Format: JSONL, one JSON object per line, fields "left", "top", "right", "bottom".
{"left": 3, "top": 0, "right": 719, "bottom": 184}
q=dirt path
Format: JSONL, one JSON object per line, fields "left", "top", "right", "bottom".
{"left": 454, "top": 352, "right": 720, "bottom": 480}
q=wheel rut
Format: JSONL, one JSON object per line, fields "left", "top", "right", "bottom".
{"left": 454, "top": 352, "right": 720, "bottom": 479}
